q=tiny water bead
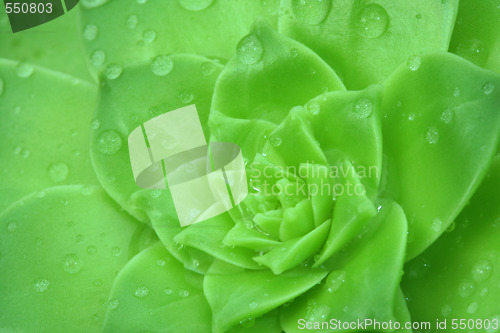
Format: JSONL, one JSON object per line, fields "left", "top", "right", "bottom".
{"left": 431, "top": 218, "right": 443, "bottom": 232}
{"left": 483, "top": 82, "right": 495, "bottom": 95}
{"left": 306, "top": 100, "right": 320, "bottom": 115}
{"left": 104, "top": 64, "right": 123, "bottom": 80}
{"left": 453, "top": 87, "right": 461, "bottom": 97}
{"left": 291, "top": 0, "right": 331, "bottom": 25}
{"left": 96, "top": 130, "right": 123, "bottom": 155}
{"left": 83, "top": 24, "right": 98, "bottom": 41}
{"left": 178, "top": 0, "right": 214, "bottom": 11}
{"left": 472, "top": 260, "right": 493, "bottom": 282}
{"left": 269, "top": 135, "right": 282, "bottom": 147}
{"left": 7, "top": 221, "right": 17, "bottom": 232}
{"left": 178, "top": 289, "right": 190, "bottom": 297}
{"left": 135, "top": 286, "right": 149, "bottom": 298}
{"left": 127, "top": 15, "right": 138, "bottom": 29}
{"left": 356, "top": 4, "right": 389, "bottom": 39}
{"left": 290, "top": 48, "right": 299, "bottom": 57}
{"left": 151, "top": 55, "right": 174, "bottom": 76}
{"left": 80, "top": 0, "right": 108, "bottom": 8}
{"left": 425, "top": 127, "right": 439, "bottom": 144}
{"left": 440, "top": 108, "right": 455, "bottom": 124}
{"left": 201, "top": 61, "right": 216, "bottom": 76}
{"left": 407, "top": 55, "right": 421, "bottom": 71}
{"left": 33, "top": 279, "right": 50, "bottom": 292}
{"left": 143, "top": 29, "right": 157, "bottom": 43}
{"left": 248, "top": 301, "right": 258, "bottom": 309}
{"left": 111, "top": 246, "right": 122, "bottom": 256}
{"left": 76, "top": 234, "right": 85, "bottom": 244}
{"left": 326, "top": 270, "right": 346, "bottom": 293}
{"left": 352, "top": 98, "right": 373, "bottom": 119}
{"left": 47, "top": 162, "right": 69, "bottom": 183}
{"left": 458, "top": 280, "right": 477, "bottom": 298}
{"left": 237, "top": 35, "right": 263, "bottom": 65}
{"left": 90, "top": 49, "right": 106, "bottom": 67}
{"left": 109, "top": 299, "right": 120, "bottom": 310}
{"left": 240, "top": 317, "right": 256, "bottom": 328}
{"left": 16, "top": 62, "right": 34, "bottom": 78}
{"left": 164, "top": 288, "right": 173, "bottom": 295}
{"left": 63, "top": 254, "right": 82, "bottom": 274}
{"left": 178, "top": 90, "right": 194, "bottom": 104}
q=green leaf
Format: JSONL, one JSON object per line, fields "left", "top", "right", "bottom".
{"left": 253, "top": 219, "right": 331, "bottom": 274}
{"left": 280, "top": 200, "right": 408, "bottom": 333}
{"left": 0, "top": 185, "right": 150, "bottom": 333}
{"left": 0, "top": 8, "right": 93, "bottom": 82}
{"left": 0, "top": 59, "right": 98, "bottom": 212}
{"left": 210, "top": 19, "right": 345, "bottom": 128}
{"left": 78, "top": 0, "right": 280, "bottom": 75}
{"left": 90, "top": 54, "right": 222, "bottom": 223}
{"left": 449, "top": 0, "right": 500, "bottom": 74}
{"left": 102, "top": 242, "right": 212, "bottom": 333}
{"left": 204, "top": 265, "right": 328, "bottom": 332}
{"left": 381, "top": 52, "right": 500, "bottom": 260}
{"left": 279, "top": 0, "right": 459, "bottom": 89}
{"left": 402, "top": 156, "right": 500, "bottom": 327}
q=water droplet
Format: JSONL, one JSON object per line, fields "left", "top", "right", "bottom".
{"left": 440, "top": 108, "right": 455, "bottom": 124}
{"left": 108, "top": 299, "right": 120, "bottom": 310}
{"left": 33, "top": 279, "right": 50, "bottom": 292}
{"left": 306, "top": 101, "right": 320, "bottom": 115}
{"left": 458, "top": 280, "right": 477, "bottom": 298}
{"left": 352, "top": 98, "right": 373, "bottom": 119}
{"left": 76, "top": 234, "right": 85, "bottom": 244}
{"left": 326, "top": 270, "right": 346, "bottom": 293}
{"left": 454, "top": 39, "right": 486, "bottom": 66}
{"left": 483, "top": 82, "right": 495, "bottom": 95}
{"left": 127, "top": 15, "right": 138, "bottom": 29}
{"left": 7, "top": 221, "right": 17, "bottom": 232}
{"left": 151, "top": 55, "right": 174, "bottom": 76}
{"left": 157, "top": 259, "right": 166, "bottom": 266}
{"left": 135, "top": 286, "right": 149, "bottom": 297}
{"left": 416, "top": 13, "right": 422, "bottom": 19}
{"left": 87, "top": 246, "right": 97, "bottom": 255}
{"left": 201, "top": 61, "right": 216, "bottom": 76}
{"left": 81, "top": 185, "right": 93, "bottom": 196}
{"left": 269, "top": 135, "right": 282, "bottom": 147}
{"left": 291, "top": 0, "right": 331, "bottom": 25}
{"left": 356, "top": 4, "right": 389, "bottom": 38}
{"left": 164, "top": 288, "right": 172, "bottom": 295}
{"left": 80, "top": 0, "right": 108, "bottom": 8}
{"left": 467, "top": 302, "right": 479, "bottom": 314}
{"left": 240, "top": 317, "right": 256, "bottom": 328}
{"left": 47, "top": 162, "right": 69, "bottom": 183}
{"left": 453, "top": 87, "right": 461, "bottom": 97}
{"left": 407, "top": 55, "right": 421, "bottom": 71}
{"left": 90, "top": 119, "right": 101, "bottom": 130}
{"left": 179, "top": 289, "right": 190, "bottom": 297}
{"left": 111, "top": 247, "right": 122, "bottom": 256}
{"left": 260, "top": 0, "right": 279, "bottom": 14}
{"left": 150, "top": 189, "right": 161, "bottom": 198}
{"left": 96, "top": 130, "right": 122, "bottom": 155}
{"left": 178, "top": 90, "right": 193, "bottom": 104}
{"left": 425, "top": 127, "right": 439, "bottom": 144}
{"left": 63, "top": 254, "right": 82, "bottom": 274}
{"left": 94, "top": 279, "right": 103, "bottom": 287}
{"left": 16, "top": 63, "right": 34, "bottom": 78}
{"left": 237, "top": 35, "right": 263, "bottom": 65}
{"left": 431, "top": 218, "right": 443, "bottom": 232}
{"left": 90, "top": 49, "right": 106, "bottom": 67}
{"left": 290, "top": 48, "right": 299, "bottom": 57}
{"left": 104, "top": 64, "right": 122, "bottom": 80}
{"left": 143, "top": 29, "right": 156, "bottom": 43}
{"left": 0, "top": 78, "right": 4, "bottom": 96}
{"left": 83, "top": 24, "right": 98, "bottom": 41}
{"left": 407, "top": 112, "right": 416, "bottom": 121}
{"left": 248, "top": 301, "right": 258, "bottom": 309}
{"left": 472, "top": 260, "right": 493, "bottom": 282}
{"left": 178, "top": 0, "right": 213, "bottom": 11}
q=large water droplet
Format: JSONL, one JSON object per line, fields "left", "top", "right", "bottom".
{"left": 134, "top": 286, "right": 149, "bottom": 297}
{"left": 292, "top": 0, "right": 331, "bottom": 25}
{"left": 352, "top": 98, "right": 373, "bottom": 118}
{"left": 96, "top": 130, "right": 122, "bottom": 155}
{"left": 90, "top": 49, "right": 106, "bottom": 67}
{"left": 178, "top": 0, "right": 213, "bottom": 11}
{"left": 104, "top": 64, "right": 122, "bottom": 80}
{"left": 16, "top": 63, "right": 34, "bottom": 78}
{"left": 425, "top": 127, "right": 439, "bottom": 144}
{"left": 237, "top": 35, "right": 263, "bottom": 65}
{"left": 33, "top": 278, "right": 50, "bottom": 292}
{"left": 83, "top": 24, "right": 98, "bottom": 41}
{"left": 440, "top": 108, "right": 455, "bottom": 124}
{"left": 63, "top": 254, "right": 82, "bottom": 274}
{"left": 151, "top": 55, "right": 174, "bottom": 76}
{"left": 483, "top": 82, "right": 495, "bottom": 95}
{"left": 356, "top": 4, "right": 389, "bottom": 38}
{"left": 48, "top": 162, "right": 69, "bottom": 183}
{"left": 407, "top": 55, "right": 421, "bottom": 71}
{"left": 326, "top": 270, "right": 346, "bottom": 293}
{"left": 472, "top": 260, "right": 493, "bottom": 282}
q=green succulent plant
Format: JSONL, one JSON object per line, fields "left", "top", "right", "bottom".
{"left": 0, "top": 0, "right": 499, "bottom": 332}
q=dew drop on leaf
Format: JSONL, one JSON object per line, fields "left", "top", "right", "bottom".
{"left": 80, "top": 0, "right": 109, "bottom": 8}
{"left": 201, "top": 62, "right": 216, "bottom": 76}
{"left": 326, "top": 270, "right": 346, "bottom": 293}
{"left": 483, "top": 82, "right": 495, "bottom": 95}
{"left": 356, "top": 4, "right": 389, "bottom": 38}
{"left": 406, "top": 55, "right": 421, "bottom": 71}
{"left": 178, "top": 90, "right": 194, "bottom": 104}
{"left": 425, "top": 127, "right": 439, "bottom": 144}
{"left": 7, "top": 221, "right": 17, "bottom": 233}
{"left": 90, "top": 50, "right": 106, "bottom": 67}
{"left": 127, "top": 15, "right": 138, "bottom": 29}
{"left": 143, "top": 29, "right": 157, "bottom": 43}
{"left": 352, "top": 98, "right": 373, "bottom": 119}
{"left": 33, "top": 279, "right": 50, "bottom": 292}
{"left": 269, "top": 135, "right": 282, "bottom": 147}
{"left": 260, "top": 0, "right": 279, "bottom": 15}
{"left": 151, "top": 55, "right": 174, "bottom": 76}
{"left": 47, "top": 162, "right": 69, "bottom": 183}
{"left": 306, "top": 100, "right": 320, "bottom": 115}
{"left": 291, "top": 0, "right": 331, "bottom": 25}
{"left": 63, "top": 254, "right": 82, "bottom": 274}
{"left": 16, "top": 63, "right": 34, "bottom": 78}
{"left": 134, "top": 286, "right": 149, "bottom": 298}
{"left": 178, "top": 289, "right": 190, "bottom": 297}
{"left": 96, "top": 130, "right": 122, "bottom": 155}
{"left": 178, "top": 0, "right": 214, "bottom": 11}
{"left": 237, "top": 35, "right": 264, "bottom": 65}
{"left": 431, "top": 218, "right": 443, "bottom": 232}
{"left": 458, "top": 280, "right": 477, "bottom": 298}
{"left": 83, "top": 24, "right": 98, "bottom": 41}
{"left": 87, "top": 246, "right": 98, "bottom": 255}
{"left": 472, "top": 260, "right": 493, "bottom": 282}
{"left": 440, "top": 108, "right": 455, "bottom": 124}
{"left": 104, "top": 64, "right": 123, "bottom": 80}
